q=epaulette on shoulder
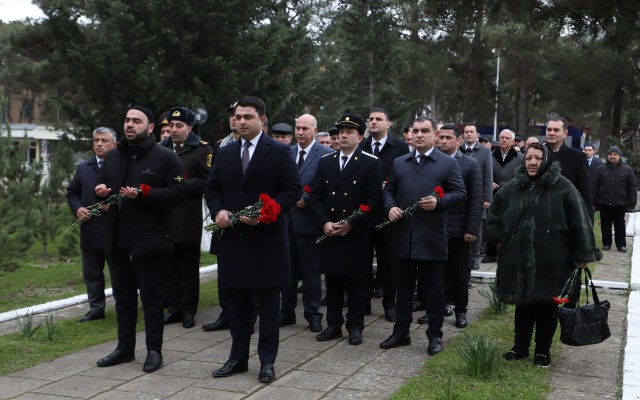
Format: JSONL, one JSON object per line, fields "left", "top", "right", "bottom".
{"left": 200, "top": 140, "right": 209, "bottom": 145}
{"left": 362, "top": 151, "right": 378, "bottom": 159}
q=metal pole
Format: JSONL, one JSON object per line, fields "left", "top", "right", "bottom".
{"left": 493, "top": 51, "right": 500, "bottom": 141}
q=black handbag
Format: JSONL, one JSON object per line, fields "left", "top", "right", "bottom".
{"left": 557, "top": 267, "right": 611, "bottom": 346}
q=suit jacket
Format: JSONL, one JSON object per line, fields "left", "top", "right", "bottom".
{"left": 309, "top": 148, "right": 383, "bottom": 278}
{"left": 360, "top": 135, "right": 410, "bottom": 224}
{"left": 204, "top": 133, "right": 302, "bottom": 289}
{"left": 587, "top": 157, "right": 603, "bottom": 183}
{"left": 160, "top": 132, "right": 213, "bottom": 243}
{"left": 383, "top": 148, "right": 466, "bottom": 261}
{"left": 546, "top": 143, "right": 592, "bottom": 211}
{"left": 290, "top": 142, "right": 333, "bottom": 235}
{"left": 67, "top": 158, "right": 104, "bottom": 251}
{"left": 460, "top": 142, "right": 493, "bottom": 217}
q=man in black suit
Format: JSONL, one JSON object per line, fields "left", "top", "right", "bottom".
{"left": 310, "top": 114, "right": 383, "bottom": 346}
{"left": 66, "top": 127, "right": 117, "bottom": 323}
{"left": 545, "top": 117, "right": 592, "bottom": 215}
{"left": 205, "top": 96, "right": 301, "bottom": 383}
{"left": 280, "top": 114, "right": 333, "bottom": 332}
{"left": 359, "top": 108, "right": 409, "bottom": 321}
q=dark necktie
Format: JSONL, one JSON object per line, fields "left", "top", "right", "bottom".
{"left": 466, "top": 147, "right": 473, "bottom": 154}
{"left": 98, "top": 160, "right": 103, "bottom": 169}
{"left": 373, "top": 142, "right": 381, "bottom": 157}
{"left": 298, "top": 150, "right": 306, "bottom": 169}
{"left": 341, "top": 155, "right": 348, "bottom": 171}
{"left": 241, "top": 141, "right": 251, "bottom": 174}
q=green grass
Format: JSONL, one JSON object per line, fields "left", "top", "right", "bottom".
{"left": 390, "top": 306, "right": 557, "bottom": 400}
{"left": 0, "top": 278, "right": 220, "bottom": 376}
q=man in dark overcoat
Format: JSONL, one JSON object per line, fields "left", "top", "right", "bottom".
{"left": 359, "top": 107, "right": 409, "bottom": 321}
{"left": 280, "top": 113, "right": 333, "bottom": 332}
{"left": 94, "top": 105, "right": 185, "bottom": 373}
{"left": 160, "top": 106, "right": 213, "bottom": 328}
{"left": 378, "top": 116, "right": 466, "bottom": 356}
{"left": 309, "top": 114, "right": 383, "bottom": 346}
{"left": 66, "top": 127, "right": 117, "bottom": 323}
{"left": 205, "top": 96, "right": 301, "bottom": 383}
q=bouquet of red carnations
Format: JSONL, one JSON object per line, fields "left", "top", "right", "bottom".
{"left": 67, "top": 184, "right": 151, "bottom": 231}
{"left": 204, "top": 193, "right": 281, "bottom": 234}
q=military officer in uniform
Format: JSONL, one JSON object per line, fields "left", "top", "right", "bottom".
{"left": 310, "top": 114, "right": 383, "bottom": 346}
{"left": 160, "top": 106, "right": 213, "bottom": 328}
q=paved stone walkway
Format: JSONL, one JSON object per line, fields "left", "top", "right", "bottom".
{"left": 0, "top": 241, "right": 631, "bottom": 399}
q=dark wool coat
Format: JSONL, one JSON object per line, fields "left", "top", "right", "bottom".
{"left": 492, "top": 146, "right": 524, "bottom": 190}
{"left": 205, "top": 133, "right": 301, "bottom": 289}
{"left": 160, "top": 132, "right": 213, "bottom": 243}
{"left": 592, "top": 161, "right": 638, "bottom": 209}
{"left": 309, "top": 148, "right": 383, "bottom": 278}
{"left": 97, "top": 135, "right": 185, "bottom": 257}
{"left": 485, "top": 163, "right": 602, "bottom": 305}
{"left": 383, "top": 148, "right": 467, "bottom": 261}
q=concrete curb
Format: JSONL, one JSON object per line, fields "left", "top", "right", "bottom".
{"left": 0, "top": 265, "right": 219, "bottom": 324}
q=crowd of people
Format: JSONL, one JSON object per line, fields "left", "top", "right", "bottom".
{"left": 65, "top": 96, "right": 634, "bottom": 382}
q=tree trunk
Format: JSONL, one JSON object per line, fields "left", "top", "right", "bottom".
{"left": 599, "top": 97, "right": 613, "bottom": 158}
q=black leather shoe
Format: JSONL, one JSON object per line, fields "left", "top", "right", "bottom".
{"left": 97, "top": 349, "right": 135, "bottom": 367}
{"left": 603, "top": 245, "right": 611, "bottom": 251}
{"left": 259, "top": 363, "right": 276, "bottom": 383}
{"left": 619, "top": 246, "right": 627, "bottom": 253}
{"left": 212, "top": 359, "right": 249, "bottom": 378}
{"left": 163, "top": 310, "right": 182, "bottom": 325}
{"left": 373, "top": 288, "right": 384, "bottom": 298}
{"left": 380, "top": 334, "right": 411, "bottom": 349}
{"left": 471, "top": 260, "right": 480, "bottom": 270}
{"left": 77, "top": 310, "right": 105, "bottom": 323}
{"left": 316, "top": 326, "right": 342, "bottom": 341}
{"left": 428, "top": 338, "right": 443, "bottom": 355}
{"left": 309, "top": 320, "right": 323, "bottom": 332}
{"left": 202, "top": 319, "right": 229, "bottom": 332}
{"left": 348, "top": 330, "right": 363, "bottom": 345}
{"left": 444, "top": 304, "right": 453, "bottom": 317}
{"left": 142, "top": 350, "right": 162, "bottom": 372}
{"left": 417, "top": 314, "right": 429, "bottom": 324}
{"left": 455, "top": 312, "right": 468, "bottom": 328}
{"left": 279, "top": 314, "right": 296, "bottom": 327}
{"left": 182, "top": 313, "right": 195, "bottom": 328}
{"left": 412, "top": 300, "right": 425, "bottom": 311}
{"left": 384, "top": 309, "right": 396, "bottom": 322}
{"left": 481, "top": 256, "right": 497, "bottom": 263}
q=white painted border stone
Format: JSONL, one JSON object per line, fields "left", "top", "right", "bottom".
{"left": 0, "top": 265, "right": 218, "bottom": 323}
{"left": 623, "top": 292, "right": 640, "bottom": 400}
{"left": 628, "top": 213, "right": 636, "bottom": 237}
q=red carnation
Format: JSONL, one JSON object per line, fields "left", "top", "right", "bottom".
{"left": 139, "top": 183, "right": 151, "bottom": 197}
{"left": 433, "top": 186, "right": 445, "bottom": 198}
{"left": 552, "top": 296, "right": 570, "bottom": 305}
{"left": 359, "top": 204, "right": 371, "bottom": 213}
{"left": 303, "top": 185, "right": 312, "bottom": 194}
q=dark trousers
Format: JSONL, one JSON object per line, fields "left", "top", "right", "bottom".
{"left": 325, "top": 274, "right": 365, "bottom": 332}
{"left": 393, "top": 258, "right": 445, "bottom": 340}
{"left": 599, "top": 205, "right": 627, "bottom": 249}
{"left": 217, "top": 286, "right": 258, "bottom": 325}
{"left": 164, "top": 242, "right": 201, "bottom": 315}
{"left": 444, "top": 237, "right": 469, "bottom": 313}
{"left": 227, "top": 286, "right": 280, "bottom": 364}
{"left": 281, "top": 233, "right": 323, "bottom": 322}
{"left": 513, "top": 302, "right": 558, "bottom": 355}
{"left": 81, "top": 249, "right": 110, "bottom": 312}
{"left": 107, "top": 249, "right": 165, "bottom": 352}
{"left": 366, "top": 228, "right": 396, "bottom": 311}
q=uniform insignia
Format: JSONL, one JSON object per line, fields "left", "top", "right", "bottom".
{"left": 201, "top": 140, "right": 209, "bottom": 145}
{"left": 354, "top": 157, "right": 358, "bottom": 160}
{"left": 172, "top": 110, "right": 181, "bottom": 117}
{"left": 174, "top": 175, "right": 184, "bottom": 182}
{"left": 207, "top": 154, "right": 212, "bottom": 168}
{"left": 161, "top": 118, "right": 169, "bottom": 124}
{"left": 345, "top": 117, "right": 350, "bottom": 121}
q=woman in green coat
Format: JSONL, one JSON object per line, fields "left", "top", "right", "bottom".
{"left": 485, "top": 142, "right": 601, "bottom": 367}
